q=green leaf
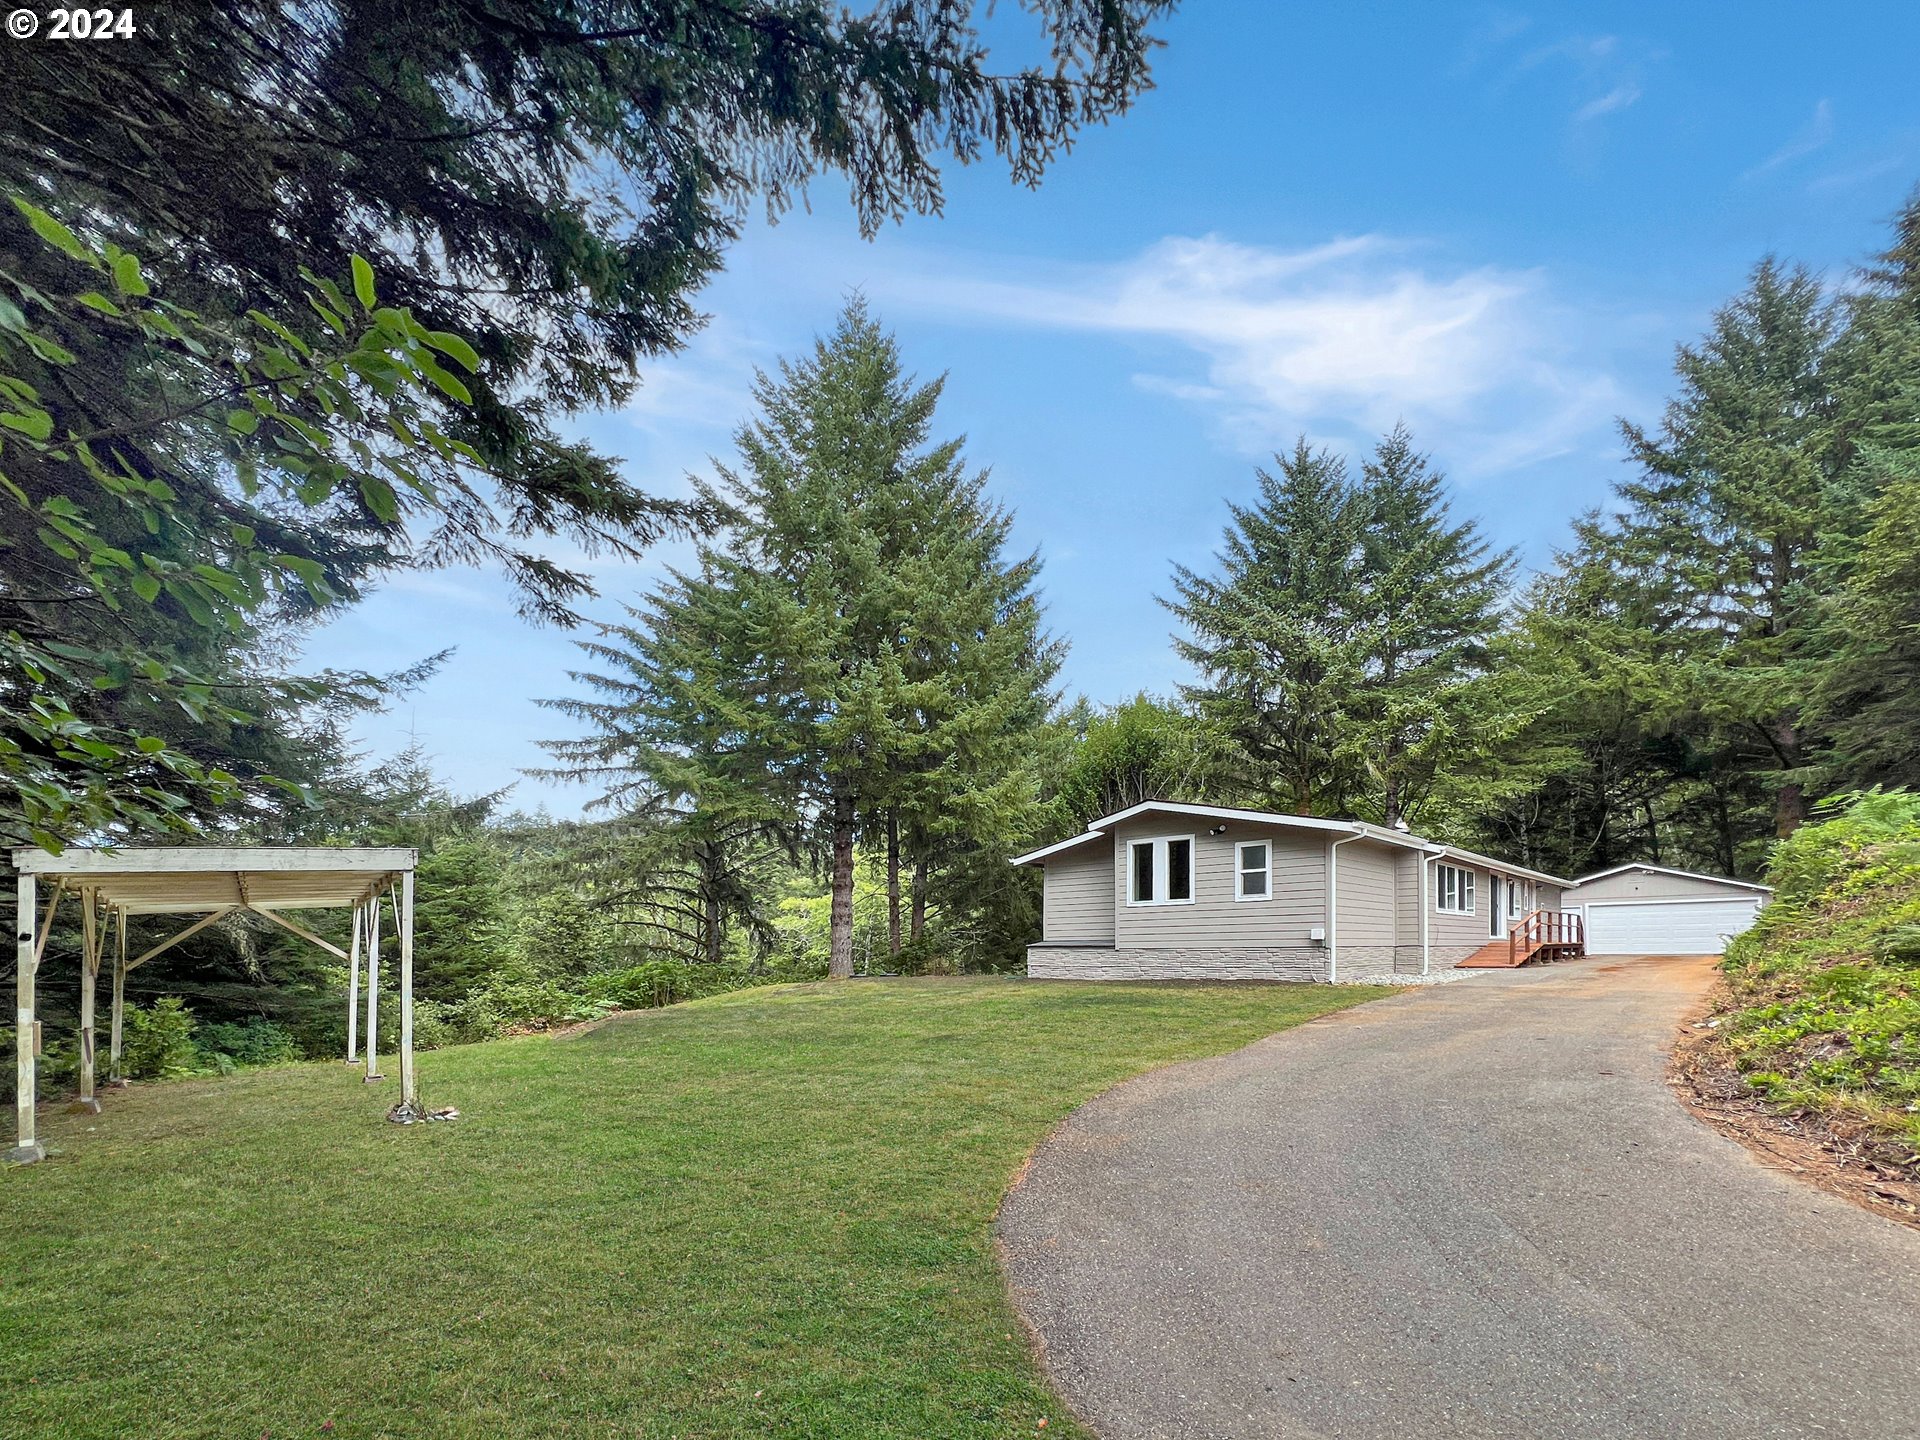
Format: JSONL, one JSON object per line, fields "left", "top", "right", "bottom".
{"left": 226, "top": 409, "right": 259, "bottom": 436}
{"left": 134, "top": 735, "right": 166, "bottom": 754}
{"left": 416, "top": 356, "right": 473, "bottom": 405}
{"left": 76, "top": 291, "right": 124, "bottom": 316}
{"left": 424, "top": 329, "right": 481, "bottom": 373}
{"left": 351, "top": 254, "right": 377, "bottom": 311}
{"left": 1, "top": 408, "right": 52, "bottom": 442}
{"left": 11, "top": 197, "right": 90, "bottom": 264}
{"left": 131, "top": 574, "right": 161, "bottom": 603}
{"left": 111, "top": 253, "right": 150, "bottom": 297}
{"left": 359, "top": 476, "right": 400, "bottom": 523}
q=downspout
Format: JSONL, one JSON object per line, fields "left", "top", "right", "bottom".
{"left": 1420, "top": 847, "right": 1444, "bottom": 975}
{"left": 1327, "top": 829, "right": 1367, "bottom": 983}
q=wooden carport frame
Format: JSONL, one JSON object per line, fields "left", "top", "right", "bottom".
{"left": 8, "top": 846, "right": 417, "bottom": 1165}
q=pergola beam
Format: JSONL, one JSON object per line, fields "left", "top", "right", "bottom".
{"left": 246, "top": 905, "right": 349, "bottom": 961}
{"left": 126, "top": 907, "right": 238, "bottom": 972}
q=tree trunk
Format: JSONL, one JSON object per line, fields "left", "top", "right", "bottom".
{"left": 886, "top": 809, "right": 902, "bottom": 955}
{"left": 699, "top": 840, "right": 724, "bottom": 966}
{"left": 828, "top": 789, "right": 856, "bottom": 979}
{"left": 910, "top": 858, "right": 929, "bottom": 943}
{"left": 1772, "top": 718, "right": 1807, "bottom": 838}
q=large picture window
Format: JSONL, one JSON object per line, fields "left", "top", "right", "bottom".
{"left": 1436, "top": 863, "right": 1475, "bottom": 915}
{"left": 1236, "top": 841, "right": 1271, "bottom": 900}
{"left": 1128, "top": 835, "right": 1195, "bottom": 905}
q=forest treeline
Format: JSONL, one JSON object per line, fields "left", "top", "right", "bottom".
{"left": 2, "top": 4, "right": 1916, "bottom": 1076}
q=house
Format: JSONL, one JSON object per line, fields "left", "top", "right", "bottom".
{"left": 1010, "top": 801, "right": 1574, "bottom": 981}
{"left": 1562, "top": 863, "right": 1771, "bottom": 956}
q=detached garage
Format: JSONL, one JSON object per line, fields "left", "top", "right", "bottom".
{"left": 1563, "top": 864, "right": 1772, "bottom": 956}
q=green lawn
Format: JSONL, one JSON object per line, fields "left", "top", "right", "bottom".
{"left": 0, "top": 976, "right": 1383, "bottom": 1440}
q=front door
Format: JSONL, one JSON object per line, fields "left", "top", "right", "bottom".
{"left": 1488, "top": 875, "right": 1503, "bottom": 936}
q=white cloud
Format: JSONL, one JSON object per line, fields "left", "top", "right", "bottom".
{"left": 864, "top": 232, "right": 1624, "bottom": 477}
{"left": 1744, "top": 99, "right": 1835, "bottom": 180}
{"left": 1574, "top": 83, "right": 1641, "bottom": 125}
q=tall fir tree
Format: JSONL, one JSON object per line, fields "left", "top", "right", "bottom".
{"left": 1168, "top": 442, "right": 1365, "bottom": 814}
{"left": 1588, "top": 259, "right": 1857, "bottom": 837}
{"left": 545, "top": 302, "right": 1056, "bottom": 977}
{"left": 1345, "top": 426, "right": 1515, "bottom": 826}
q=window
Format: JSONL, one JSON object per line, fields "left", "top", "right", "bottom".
{"left": 1236, "top": 841, "right": 1271, "bottom": 900}
{"left": 1508, "top": 880, "right": 1525, "bottom": 919}
{"left": 1128, "top": 835, "right": 1195, "bottom": 905}
{"left": 1436, "top": 863, "right": 1475, "bottom": 915}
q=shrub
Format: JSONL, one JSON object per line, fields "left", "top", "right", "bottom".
{"left": 195, "top": 1018, "right": 301, "bottom": 1069}
{"left": 121, "top": 998, "right": 202, "bottom": 1080}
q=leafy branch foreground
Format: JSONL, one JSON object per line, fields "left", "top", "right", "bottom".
{"left": 0, "top": 977, "right": 1383, "bottom": 1440}
{"left": 1708, "top": 791, "right": 1920, "bottom": 1168}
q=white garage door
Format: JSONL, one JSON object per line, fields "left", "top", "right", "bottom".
{"left": 1584, "top": 899, "right": 1762, "bottom": 955}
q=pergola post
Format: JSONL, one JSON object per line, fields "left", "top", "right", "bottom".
{"left": 345, "top": 898, "right": 363, "bottom": 1063}
{"left": 10, "top": 871, "right": 43, "bottom": 1164}
{"left": 362, "top": 890, "right": 383, "bottom": 1082}
{"left": 109, "top": 907, "right": 127, "bottom": 1084}
{"left": 398, "top": 870, "right": 417, "bottom": 1112}
{"left": 73, "top": 887, "right": 102, "bottom": 1115}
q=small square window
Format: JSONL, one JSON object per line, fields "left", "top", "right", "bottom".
{"left": 1237, "top": 841, "right": 1270, "bottom": 900}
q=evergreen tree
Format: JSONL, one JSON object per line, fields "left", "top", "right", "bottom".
{"left": 1586, "top": 259, "right": 1858, "bottom": 837}
{"left": 1169, "top": 430, "right": 1510, "bottom": 825}
{"left": 1345, "top": 426, "right": 1515, "bottom": 826}
{"left": 1, "top": 0, "right": 1171, "bottom": 582}
{"left": 1168, "top": 442, "right": 1365, "bottom": 814}
{"left": 545, "top": 302, "right": 1056, "bottom": 977}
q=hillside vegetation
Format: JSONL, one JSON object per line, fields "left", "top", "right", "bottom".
{"left": 1716, "top": 792, "right": 1920, "bottom": 1165}
{"left": 0, "top": 977, "right": 1382, "bottom": 1440}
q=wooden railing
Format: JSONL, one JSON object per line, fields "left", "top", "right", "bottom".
{"left": 1508, "top": 909, "right": 1585, "bottom": 966}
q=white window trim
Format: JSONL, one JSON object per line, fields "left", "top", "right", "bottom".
{"left": 1127, "top": 833, "right": 1197, "bottom": 907}
{"left": 1436, "top": 862, "right": 1476, "bottom": 915}
{"left": 1235, "top": 839, "right": 1272, "bottom": 902}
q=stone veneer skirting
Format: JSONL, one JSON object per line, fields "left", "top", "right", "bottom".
{"left": 1028, "top": 945, "right": 1330, "bottom": 982}
{"left": 1027, "top": 942, "right": 1490, "bottom": 982}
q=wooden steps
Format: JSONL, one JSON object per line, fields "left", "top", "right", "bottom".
{"left": 1457, "top": 938, "right": 1532, "bottom": 968}
{"left": 1454, "top": 909, "right": 1588, "bottom": 969}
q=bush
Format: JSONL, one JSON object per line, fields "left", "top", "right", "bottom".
{"left": 121, "top": 998, "right": 202, "bottom": 1080}
{"left": 1717, "top": 790, "right": 1920, "bottom": 1154}
{"left": 585, "top": 959, "right": 730, "bottom": 1010}
{"left": 195, "top": 1018, "right": 301, "bottom": 1069}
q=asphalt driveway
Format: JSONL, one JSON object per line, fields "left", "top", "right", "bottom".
{"left": 997, "top": 956, "right": 1920, "bottom": 1440}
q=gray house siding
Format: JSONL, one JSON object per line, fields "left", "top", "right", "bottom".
{"left": 1021, "top": 807, "right": 1575, "bottom": 981}
{"left": 1110, "top": 818, "right": 1328, "bottom": 951}
{"left": 1041, "top": 838, "right": 1115, "bottom": 944}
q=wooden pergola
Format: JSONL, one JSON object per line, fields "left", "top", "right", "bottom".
{"left": 8, "top": 846, "right": 418, "bottom": 1165}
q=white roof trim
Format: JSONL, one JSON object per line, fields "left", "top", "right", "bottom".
{"left": 1009, "top": 830, "right": 1111, "bottom": 867}
{"left": 1083, "top": 800, "right": 1377, "bottom": 839}
{"left": 1430, "top": 845, "right": 1572, "bottom": 889}
{"left": 1565, "top": 862, "right": 1773, "bottom": 895}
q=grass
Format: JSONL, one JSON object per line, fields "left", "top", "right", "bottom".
{"left": 0, "top": 976, "right": 1384, "bottom": 1440}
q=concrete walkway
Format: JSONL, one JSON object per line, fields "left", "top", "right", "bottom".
{"left": 998, "top": 956, "right": 1920, "bottom": 1440}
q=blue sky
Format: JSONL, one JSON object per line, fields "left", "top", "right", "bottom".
{"left": 302, "top": 2, "right": 1920, "bottom": 815}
